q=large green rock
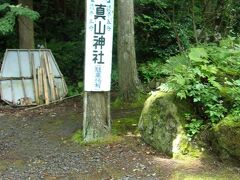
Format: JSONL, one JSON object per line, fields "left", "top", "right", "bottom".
{"left": 212, "top": 115, "right": 240, "bottom": 160}
{"left": 138, "top": 91, "right": 201, "bottom": 158}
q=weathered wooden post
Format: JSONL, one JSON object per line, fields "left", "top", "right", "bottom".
{"left": 83, "top": 0, "right": 115, "bottom": 142}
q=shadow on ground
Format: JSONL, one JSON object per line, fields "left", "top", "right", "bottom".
{"left": 0, "top": 97, "right": 239, "bottom": 179}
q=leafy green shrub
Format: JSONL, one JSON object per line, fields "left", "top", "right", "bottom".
{"left": 67, "top": 81, "right": 83, "bottom": 97}
{"left": 184, "top": 113, "right": 204, "bottom": 139}
{"left": 161, "top": 37, "right": 240, "bottom": 127}
{"left": 138, "top": 60, "right": 164, "bottom": 83}
{"left": 0, "top": 3, "right": 39, "bottom": 35}
{"left": 0, "top": 2, "right": 39, "bottom": 64}
{"left": 224, "top": 79, "right": 240, "bottom": 117}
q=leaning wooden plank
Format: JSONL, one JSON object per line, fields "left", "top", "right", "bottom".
{"left": 61, "top": 77, "right": 68, "bottom": 96}
{"left": 45, "top": 52, "right": 56, "bottom": 101}
{"left": 40, "top": 51, "right": 47, "bottom": 102}
{"left": 42, "top": 67, "right": 50, "bottom": 105}
{"left": 44, "top": 52, "right": 55, "bottom": 100}
{"left": 40, "top": 52, "right": 46, "bottom": 104}
{"left": 30, "top": 52, "right": 39, "bottom": 104}
{"left": 37, "top": 67, "right": 43, "bottom": 102}
{"left": 40, "top": 51, "right": 50, "bottom": 104}
{"left": 42, "top": 52, "right": 51, "bottom": 90}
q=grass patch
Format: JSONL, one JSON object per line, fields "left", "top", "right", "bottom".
{"left": 171, "top": 171, "right": 240, "bottom": 180}
{"left": 71, "top": 101, "right": 142, "bottom": 145}
{"left": 112, "top": 93, "right": 148, "bottom": 110}
{"left": 112, "top": 117, "right": 139, "bottom": 136}
{"left": 71, "top": 130, "right": 124, "bottom": 146}
{"left": 71, "top": 130, "right": 84, "bottom": 144}
{"left": 71, "top": 115, "right": 140, "bottom": 145}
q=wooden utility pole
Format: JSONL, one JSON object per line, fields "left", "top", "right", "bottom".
{"left": 83, "top": 0, "right": 114, "bottom": 142}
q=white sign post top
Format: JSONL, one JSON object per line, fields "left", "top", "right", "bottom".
{"left": 84, "top": 0, "right": 114, "bottom": 91}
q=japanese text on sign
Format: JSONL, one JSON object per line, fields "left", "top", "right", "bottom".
{"left": 84, "top": 0, "right": 114, "bottom": 91}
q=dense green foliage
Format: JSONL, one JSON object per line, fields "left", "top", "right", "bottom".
{"left": 1, "top": 0, "right": 240, "bottom": 95}
{"left": 0, "top": 3, "right": 39, "bottom": 35}
{"left": 135, "top": 0, "right": 180, "bottom": 62}
{"left": 135, "top": 0, "right": 240, "bottom": 60}
{"left": 34, "top": 0, "right": 85, "bottom": 86}
{"left": 134, "top": 0, "right": 240, "bottom": 90}
{"left": 0, "top": 0, "right": 239, "bottom": 155}
{"left": 138, "top": 61, "right": 163, "bottom": 83}
{"left": 160, "top": 38, "right": 240, "bottom": 136}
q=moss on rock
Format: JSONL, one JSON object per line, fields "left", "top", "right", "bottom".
{"left": 138, "top": 91, "right": 201, "bottom": 158}
{"left": 212, "top": 115, "right": 240, "bottom": 160}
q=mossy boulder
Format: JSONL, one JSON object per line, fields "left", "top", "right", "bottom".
{"left": 212, "top": 115, "right": 240, "bottom": 160}
{"left": 138, "top": 91, "right": 201, "bottom": 158}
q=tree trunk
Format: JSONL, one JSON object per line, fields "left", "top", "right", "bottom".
{"left": 18, "top": 0, "right": 34, "bottom": 49}
{"left": 83, "top": 92, "right": 111, "bottom": 142}
{"left": 117, "top": 0, "right": 140, "bottom": 102}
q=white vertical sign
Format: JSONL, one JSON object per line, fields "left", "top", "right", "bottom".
{"left": 84, "top": 0, "right": 114, "bottom": 91}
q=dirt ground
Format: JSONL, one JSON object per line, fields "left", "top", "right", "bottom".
{"left": 0, "top": 97, "right": 240, "bottom": 179}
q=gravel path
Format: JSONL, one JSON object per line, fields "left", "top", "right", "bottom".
{"left": 0, "top": 99, "right": 240, "bottom": 179}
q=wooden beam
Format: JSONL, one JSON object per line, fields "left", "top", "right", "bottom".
{"left": 44, "top": 51, "right": 56, "bottom": 101}
{"left": 37, "top": 67, "right": 43, "bottom": 100}
{"left": 30, "top": 52, "right": 39, "bottom": 104}
{"left": 42, "top": 66, "right": 49, "bottom": 105}
{"left": 0, "top": 76, "right": 62, "bottom": 81}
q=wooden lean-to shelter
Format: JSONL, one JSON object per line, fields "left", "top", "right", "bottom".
{"left": 0, "top": 49, "right": 68, "bottom": 106}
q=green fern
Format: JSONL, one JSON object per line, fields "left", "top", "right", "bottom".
{"left": 0, "top": 11, "right": 15, "bottom": 35}
{"left": 161, "top": 54, "right": 189, "bottom": 75}
{"left": 162, "top": 40, "right": 240, "bottom": 124}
